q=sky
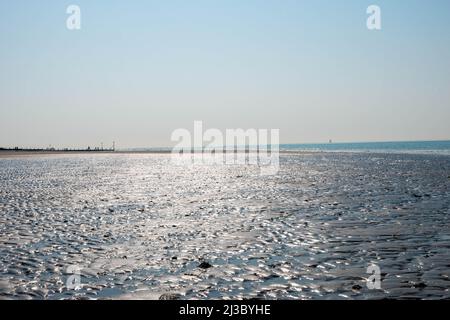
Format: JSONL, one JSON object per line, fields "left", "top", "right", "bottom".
{"left": 0, "top": 0, "right": 449, "bottom": 148}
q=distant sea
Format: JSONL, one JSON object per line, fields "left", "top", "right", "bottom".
{"left": 280, "top": 140, "right": 450, "bottom": 155}
{"left": 125, "top": 141, "right": 450, "bottom": 156}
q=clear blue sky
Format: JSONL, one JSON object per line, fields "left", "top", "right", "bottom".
{"left": 1, "top": 0, "right": 449, "bottom": 148}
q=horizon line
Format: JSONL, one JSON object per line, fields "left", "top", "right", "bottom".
{"left": 2, "top": 139, "right": 450, "bottom": 151}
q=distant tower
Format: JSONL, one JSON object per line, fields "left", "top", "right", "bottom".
{"left": 112, "top": 141, "right": 115, "bottom": 151}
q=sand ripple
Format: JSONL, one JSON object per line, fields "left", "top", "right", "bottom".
{"left": 0, "top": 153, "right": 449, "bottom": 299}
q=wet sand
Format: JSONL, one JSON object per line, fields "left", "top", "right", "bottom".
{"left": 0, "top": 152, "right": 449, "bottom": 300}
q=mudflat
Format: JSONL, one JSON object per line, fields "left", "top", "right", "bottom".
{"left": 0, "top": 152, "right": 449, "bottom": 299}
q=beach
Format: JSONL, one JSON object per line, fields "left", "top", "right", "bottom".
{"left": 0, "top": 152, "right": 449, "bottom": 299}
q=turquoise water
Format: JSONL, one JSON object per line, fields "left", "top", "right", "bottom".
{"left": 280, "top": 140, "right": 450, "bottom": 155}
{"left": 126, "top": 140, "right": 450, "bottom": 155}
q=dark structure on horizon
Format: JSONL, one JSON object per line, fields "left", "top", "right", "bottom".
{"left": 0, "top": 142, "right": 116, "bottom": 153}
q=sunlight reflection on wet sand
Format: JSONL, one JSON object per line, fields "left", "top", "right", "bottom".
{"left": 0, "top": 152, "right": 449, "bottom": 300}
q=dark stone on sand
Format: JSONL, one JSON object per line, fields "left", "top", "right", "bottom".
{"left": 412, "top": 282, "right": 427, "bottom": 289}
{"left": 264, "top": 274, "right": 280, "bottom": 280}
{"left": 198, "top": 261, "right": 213, "bottom": 269}
{"left": 159, "top": 293, "right": 181, "bottom": 300}
{"left": 243, "top": 297, "right": 264, "bottom": 301}
{"left": 171, "top": 256, "right": 177, "bottom": 260}
{"left": 271, "top": 262, "right": 290, "bottom": 268}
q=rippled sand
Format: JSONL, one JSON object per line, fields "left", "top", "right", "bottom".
{"left": 0, "top": 153, "right": 449, "bottom": 300}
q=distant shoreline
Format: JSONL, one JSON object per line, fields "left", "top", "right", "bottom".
{"left": 0, "top": 150, "right": 169, "bottom": 158}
